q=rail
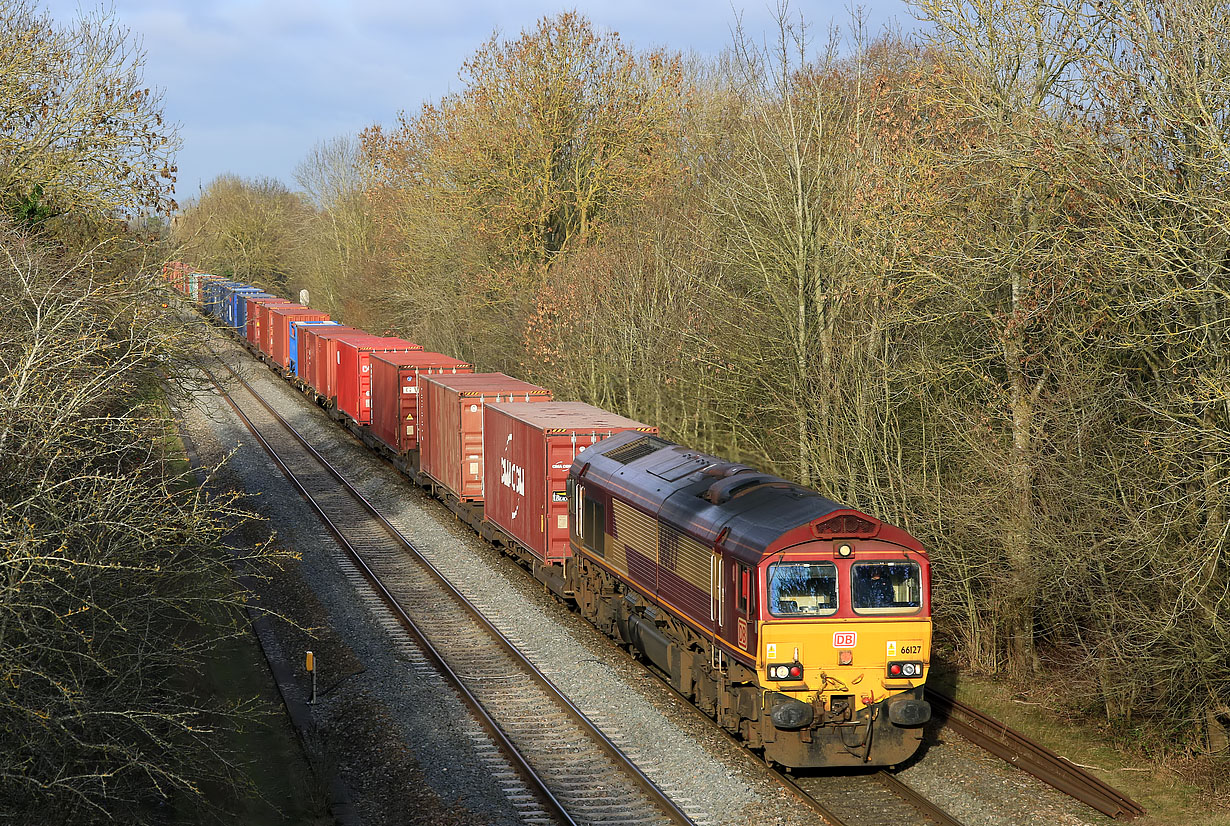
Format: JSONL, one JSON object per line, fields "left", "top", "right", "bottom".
{"left": 930, "top": 690, "right": 1145, "bottom": 820}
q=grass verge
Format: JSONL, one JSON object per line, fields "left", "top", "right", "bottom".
{"left": 930, "top": 662, "right": 1226, "bottom": 826}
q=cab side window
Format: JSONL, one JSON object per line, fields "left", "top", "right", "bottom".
{"left": 736, "top": 563, "right": 751, "bottom": 615}
{"left": 581, "top": 494, "right": 605, "bottom": 557}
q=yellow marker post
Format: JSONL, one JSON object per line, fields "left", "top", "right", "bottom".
{"left": 306, "top": 650, "right": 317, "bottom": 705}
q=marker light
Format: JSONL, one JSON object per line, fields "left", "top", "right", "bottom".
{"left": 837, "top": 543, "right": 853, "bottom": 558}
{"left": 886, "top": 661, "right": 924, "bottom": 679}
{"left": 768, "top": 663, "right": 804, "bottom": 681}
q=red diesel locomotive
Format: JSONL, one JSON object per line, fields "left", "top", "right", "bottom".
{"left": 567, "top": 431, "right": 932, "bottom": 767}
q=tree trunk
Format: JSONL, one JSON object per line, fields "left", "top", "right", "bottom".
{"left": 1003, "top": 191, "right": 1040, "bottom": 675}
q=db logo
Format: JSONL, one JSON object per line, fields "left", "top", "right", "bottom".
{"left": 833, "top": 631, "right": 857, "bottom": 648}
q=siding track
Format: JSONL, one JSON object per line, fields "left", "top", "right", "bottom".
{"left": 930, "top": 691, "right": 1144, "bottom": 820}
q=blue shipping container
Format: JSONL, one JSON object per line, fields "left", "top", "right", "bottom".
{"left": 200, "top": 277, "right": 228, "bottom": 316}
{"left": 288, "top": 320, "right": 340, "bottom": 377}
{"left": 225, "top": 286, "right": 263, "bottom": 329}
{"left": 234, "top": 291, "right": 273, "bottom": 332}
{"left": 211, "top": 281, "right": 242, "bottom": 321}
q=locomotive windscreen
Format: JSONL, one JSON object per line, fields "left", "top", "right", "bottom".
{"left": 851, "top": 562, "right": 921, "bottom": 614}
{"left": 768, "top": 561, "right": 838, "bottom": 616}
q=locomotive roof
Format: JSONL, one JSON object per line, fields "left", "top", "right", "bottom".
{"left": 573, "top": 430, "right": 922, "bottom": 560}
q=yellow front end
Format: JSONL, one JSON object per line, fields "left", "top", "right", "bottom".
{"left": 753, "top": 618, "right": 932, "bottom": 767}
{"left": 760, "top": 618, "right": 931, "bottom": 710}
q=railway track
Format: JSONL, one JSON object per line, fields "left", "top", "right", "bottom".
{"left": 623, "top": 656, "right": 965, "bottom": 826}
{"left": 203, "top": 351, "right": 697, "bottom": 826}
{"left": 929, "top": 691, "right": 1144, "bottom": 821}
{"left": 202, "top": 327, "right": 1143, "bottom": 826}
{"left": 203, "top": 340, "right": 976, "bottom": 826}
{"left": 789, "top": 770, "right": 962, "bottom": 826}
{"left": 783, "top": 690, "right": 1144, "bottom": 825}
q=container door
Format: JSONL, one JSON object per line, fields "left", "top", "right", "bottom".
{"left": 460, "top": 399, "right": 484, "bottom": 499}
{"left": 545, "top": 435, "right": 573, "bottom": 562}
{"left": 400, "top": 367, "right": 417, "bottom": 450}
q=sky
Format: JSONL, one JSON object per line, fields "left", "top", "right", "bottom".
{"left": 40, "top": 1, "right": 919, "bottom": 204}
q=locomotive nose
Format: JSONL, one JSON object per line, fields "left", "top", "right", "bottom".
{"left": 887, "top": 696, "right": 931, "bottom": 726}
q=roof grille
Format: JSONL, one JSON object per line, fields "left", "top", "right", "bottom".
{"left": 604, "top": 435, "right": 670, "bottom": 465}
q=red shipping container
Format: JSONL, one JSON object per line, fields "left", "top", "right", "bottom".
{"left": 483, "top": 403, "right": 657, "bottom": 563}
{"left": 335, "top": 336, "right": 423, "bottom": 425}
{"left": 369, "top": 352, "right": 473, "bottom": 454}
{"left": 297, "top": 322, "right": 345, "bottom": 388}
{"left": 311, "top": 328, "right": 372, "bottom": 403}
{"left": 419, "top": 373, "right": 552, "bottom": 502}
{"left": 245, "top": 297, "right": 290, "bottom": 346}
{"left": 260, "top": 302, "right": 307, "bottom": 357}
{"left": 300, "top": 326, "right": 362, "bottom": 397}
{"left": 268, "top": 306, "right": 329, "bottom": 369}
{"left": 161, "top": 261, "right": 188, "bottom": 293}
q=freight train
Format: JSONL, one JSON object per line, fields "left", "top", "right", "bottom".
{"left": 168, "top": 265, "right": 933, "bottom": 769}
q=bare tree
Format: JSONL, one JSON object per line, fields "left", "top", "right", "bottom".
{"left": 174, "top": 175, "right": 307, "bottom": 295}
{"left": 0, "top": 0, "right": 179, "bottom": 221}
{"left": 697, "top": 6, "right": 852, "bottom": 486}
{"left": 292, "top": 135, "right": 376, "bottom": 316}
{"left": 0, "top": 222, "right": 291, "bottom": 821}
{"left": 359, "top": 12, "right": 686, "bottom": 370}
{"left": 910, "top": 0, "right": 1097, "bottom": 675}
{"left": 1062, "top": 0, "right": 1230, "bottom": 740}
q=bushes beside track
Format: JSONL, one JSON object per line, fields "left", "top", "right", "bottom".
{"left": 0, "top": 224, "right": 293, "bottom": 822}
